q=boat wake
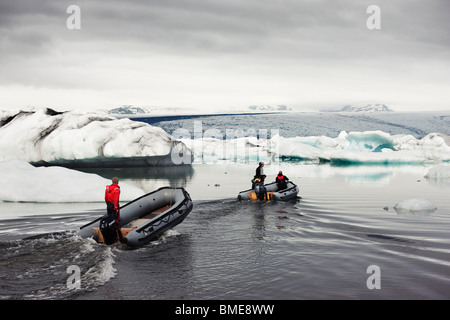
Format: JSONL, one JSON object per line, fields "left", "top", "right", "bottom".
{"left": 0, "top": 232, "right": 116, "bottom": 299}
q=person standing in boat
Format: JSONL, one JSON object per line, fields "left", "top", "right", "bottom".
{"left": 251, "top": 162, "right": 266, "bottom": 200}
{"left": 101, "top": 177, "right": 121, "bottom": 244}
{"left": 255, "top": 162, "right": 266, "bottom": 183}
{"left": 251, "top": 161, "right": 265, "bottom": 189}
{"left": 275, "top": 171, "right": 289, "bottom": 191}
{"left": 105, "top": 177, "right": 121, "bottom": 222}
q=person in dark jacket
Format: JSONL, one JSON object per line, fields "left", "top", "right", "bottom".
{"left": 255, "top": 162, "right": 266, "bottom": 182}
{"left": 275, "top": 171, "right": 289, "bottom": 190}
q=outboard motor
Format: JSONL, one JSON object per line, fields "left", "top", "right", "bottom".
{"left": 99, "top": 213, "right": 118, "bottom": 245}
{"left": 254, "top": 183, "right": 267, "bottom": 200}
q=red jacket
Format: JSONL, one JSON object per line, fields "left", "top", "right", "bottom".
{"left": 105, "top": 183, "right": 120, "bottom": 210}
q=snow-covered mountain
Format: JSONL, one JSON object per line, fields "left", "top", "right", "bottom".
{"left": 323, "top": 104, "right": 394, "bottom": 113}
{"left": 108, "top": 105, "right": 149, "bottom": 115}
{"left": 107, "top": 105, "right": 217, "bottom": 116}
{"left": 248, "top": 105, "right": 291, "bottom": 112}
{"left": 106, "top": 104, "right": 293, "bottom": 117}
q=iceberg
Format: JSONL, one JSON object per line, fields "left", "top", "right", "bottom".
{"left": 0, "top": 160, "right": 145, "bottom": 202}
{"left": 394, "top": 198, "right": 437, "bottom": 215}
{"left": 0, "top": 108, "right": 191, "bottom": 167}
{"left": 424, "top": 165, "right": 450, "bottom": 180}
{"left": 424, "top": 165, "right": 450, "bottom": 187}
{"left": 272, "top": 131, "right": 450, "bottom": 165}
{"left": 173, "top": 129, "right": 450, "bottom": 166}
{"left": 180, "top": 136, "right": 275, "bottom": 164}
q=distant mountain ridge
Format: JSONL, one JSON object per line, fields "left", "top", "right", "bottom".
{"left": 248, "top": 105, "right": 291, "bottom": 111}
{"left": 107, "top": 104, "right": 293, "bottom": 116}
{"left": 323, "top": 104, "right": 394, "bottom": 113}
{"left": 108, "top": 104, "right": 394, "bottom": 115}
{"left": 108, "top": 105, "right": 149, "bottom": 115}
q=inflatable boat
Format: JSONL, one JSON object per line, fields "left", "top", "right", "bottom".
{"left": 78, "top": 187, "right": 193, "bottom": 248}
{"left": 237, "top": 181, "right": 299, "bottom": 202}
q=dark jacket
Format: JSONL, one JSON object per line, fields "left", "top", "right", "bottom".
{"left": 275, "top": 174, "right": 289, "bottom": 190}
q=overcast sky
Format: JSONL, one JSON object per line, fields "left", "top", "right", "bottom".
{"left": 0, "top": 0, "right": 449, "bottom": 112}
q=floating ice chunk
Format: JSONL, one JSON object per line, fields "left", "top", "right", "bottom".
{"left": 393, "top": 198, "right": 437, "bottom": 215}
{"left": 424, "top": 165, "right": 450, "bottom": 180}
{"left": 276, "top": 136, "right": 326, "bottom": 160}
{"left": 424, "top": 165, "right": 450, "bottom": 187}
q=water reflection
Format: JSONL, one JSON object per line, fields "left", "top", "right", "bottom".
{"left": 76, "top": 166, "right": 194, "bottom": 192}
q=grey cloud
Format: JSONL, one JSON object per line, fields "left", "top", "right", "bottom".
{"left": 3, "top": 0, "right": 449, "bottom": 58}
{"left": 1, "top": 0, "right": 449, "bottom": 109}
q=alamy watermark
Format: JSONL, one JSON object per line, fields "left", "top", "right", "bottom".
{"left": 169, "top": 120, "right": 280, "bottom": 170}
{"left": 366, "top": 265, "right": 381, "bottom": 290}
{"left": 366, "top": 5, "right": 381, "bottom": 30}
{"left": 66, "top": 5, "right": 81, "bottom": 30}
{"left": 66, "top": 265, "right": 81, "bottom": 290}
{"left": 66, "top": 4, "right": 380, "bottom": 31}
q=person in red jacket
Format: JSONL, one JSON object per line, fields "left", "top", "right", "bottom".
{"left": 105, "top": 177, "right": 121, "bottom": 224}
{"left": 99, "top": 177, "right": 121, "bottom": 245}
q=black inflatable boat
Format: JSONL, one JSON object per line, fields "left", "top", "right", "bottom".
{"left": 78, "top": 187, "right": 193, "bottom": 248}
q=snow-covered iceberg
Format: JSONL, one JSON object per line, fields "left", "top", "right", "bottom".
{"left": 172, "top": 129, "right": 450, "bottom": 166}
{"left": 180, "top": 135, "right": 276, "bottom": 165}
{"left": 0, "top": 160, "right": 145, "bottom": 202}
{"left": 273, "top": 131, "right": 450, "bottom": 165}
{"left": 0, "top": 108, "right": 191, "bottom": 167}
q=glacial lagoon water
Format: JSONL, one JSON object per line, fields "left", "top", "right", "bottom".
{"left": 1, "top": 111, "right": 450, "bottom": 300}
